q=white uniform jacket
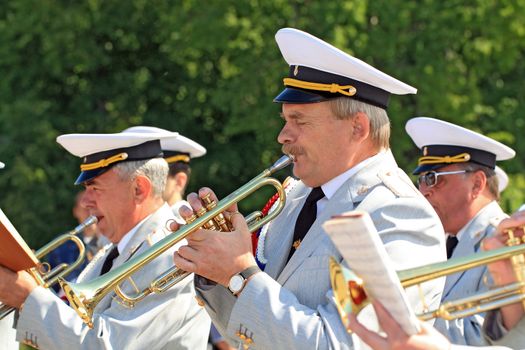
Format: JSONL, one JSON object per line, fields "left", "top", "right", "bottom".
{"left": 15, "top": 203, "right": 210, "bottom": 349}
{"left": 435, "top": 201, "right": 507, "bottom": 346}
{"left": 0, "top": 313, "right": 18, "bottom": 349}
{"left": 195, "top": 150, "right": 446, "bottom": 349}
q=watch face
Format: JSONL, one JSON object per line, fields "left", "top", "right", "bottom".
{"left": 229, "top": 275, "right": 244, "bottom": 293}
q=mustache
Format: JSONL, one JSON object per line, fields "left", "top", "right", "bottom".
{"left": 281, "top": 145, "right": 305, "bottom": 158}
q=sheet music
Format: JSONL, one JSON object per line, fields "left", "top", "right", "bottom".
{"left": 323, "top": 210, "right": 420, "bottom": 335}
{"left": 0, "top": 208, "right": 38, "bottom": 271}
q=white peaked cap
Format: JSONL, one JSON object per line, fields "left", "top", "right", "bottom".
{"left": 0, "top": 162, "right": 4, "bottom": 169}
{"left": 273, "top": 28, "right": 416, "bottom": 108}
{"left": 495, "top": 166, "right": 509, "bottom": 193}
{"left": 57, "top": 132, "right": 176, "bottom": 184}
{"left": 57, "top": 132, "right": 176, "bottom": 158}
{"left": 406, "top": 117, "right": 515, "bottom": 174}
{"left": 122, "top": 126, "right": 206, "bottom": 158}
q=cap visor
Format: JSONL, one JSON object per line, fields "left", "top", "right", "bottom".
{"left": 273, "top": 88, "right": 326, "bottom": 103}
{"left": 412, "top": 164, "right": 445, "bottom": 175}
{"left": 74, "top": 168, "right": 108, "bottom": 185}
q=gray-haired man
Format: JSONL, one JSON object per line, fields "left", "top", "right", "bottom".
{"left": 0, "top": 131, "right": 210, "bottom": 349}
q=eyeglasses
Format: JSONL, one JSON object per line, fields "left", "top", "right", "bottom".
{"left": 417, "top": 170, "right": 470, "bottom": 188}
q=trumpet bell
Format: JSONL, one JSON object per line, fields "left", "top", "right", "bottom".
{"left": 330, "top": 242, "right": 525, "bottom": 326}
{"left": 0, "top": 215, "right": 98, "bottom": 320}
{"left": 329, "top": 257, "right": 368, "bottom": 328}
{"left": 59, "top": 277, "right": 97, "bottom": 328}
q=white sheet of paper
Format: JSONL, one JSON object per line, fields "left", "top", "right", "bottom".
{"left": 323, "top": 210, "right": 420, "bottom": 335}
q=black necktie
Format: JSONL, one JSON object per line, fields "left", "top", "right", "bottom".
{"left": 100, "top": 246, "right": 119, "bottom": 275}
{"left": 287, "top": 187, "right": 325, "bottom": 261}
{"left": 446, "top": 236, "right": 459, "bottom": 259}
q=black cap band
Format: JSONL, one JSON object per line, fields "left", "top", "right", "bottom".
{"left": 274, "top": 65, "right": 390, "bottom": 109}
{"left": 413, "top": 144, "right": 497, "bottom": 175}
{"left": 75, "top": 140, "right": 163, "bottom": 184}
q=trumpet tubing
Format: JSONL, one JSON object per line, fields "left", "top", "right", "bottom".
{"left": 60, "top": 155, "right": 293, "bottom": 328}
{"left": 330, "top": 241, "right": 525, "bottom": 327}
{"left": 0, "top": 215, "right": 97, "bottom": 320}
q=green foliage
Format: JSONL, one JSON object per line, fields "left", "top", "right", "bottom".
{"left": 0, "top": 0, "right": 524, "bottom": 246}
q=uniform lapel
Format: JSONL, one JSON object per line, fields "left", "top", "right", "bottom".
{"left": 275, "top": 152, "right": 397, "bottom": 285}
{"left": 93, "top": 204, "right": 173, "bottom": 313}
{"left": 263, "top": 182, "right": 308, "bottom": 279}
{"left": 76, "top": 244, "right": 113, "bottom": 283}
{"left": 442, "top": 201, "right": 506, "bottom": 297}
{"left": 276, "top": 186, "right": 355, "bottom": 285}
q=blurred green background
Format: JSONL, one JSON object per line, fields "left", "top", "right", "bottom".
{"left": 0, "top": 0, "right": 524, "bottom": 247}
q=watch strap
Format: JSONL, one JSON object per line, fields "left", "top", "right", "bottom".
{"left": 229, "top": 265, "right": 261, "bottom": 296}
{"left": 240, "top": 265, "right": 261, "bottom": 280}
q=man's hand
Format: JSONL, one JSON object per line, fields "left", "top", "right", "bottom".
{"left": 348, "top": 301, "right": 450, "bottom": 350}
{"left": 483, "top": 209, "right": 525, "bottom": 331}
{"left": 494, "top": 209, "right": 525, "bottom": 243}
{"left": 172, "top": 188, "right": 257, "bottom": 287}
{"left": 0, "top": 266, "right": 38, "bottom": 308}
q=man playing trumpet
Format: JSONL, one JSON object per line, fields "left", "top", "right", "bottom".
{"left": 172, "top": 28, "right": 446, "bottom": 349}
{"left": 406, "top": 117, "right": 516, "bottom": 346}
{"left": 347, "top": 211, "right": 525, "bottom": 349}
{"left": 0, "top": 131, "right": 210, "bottom": 349}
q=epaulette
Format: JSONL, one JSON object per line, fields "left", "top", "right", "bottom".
{"left": 378, "top": 169, "right": 419, "bottom": 198}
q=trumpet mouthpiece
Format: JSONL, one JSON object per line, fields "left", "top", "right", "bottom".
{"left": 72, "top": 215, "right": 98, "bottom": 235}
{"left": 269, "top": 155, "right": 294, "bottom": 174}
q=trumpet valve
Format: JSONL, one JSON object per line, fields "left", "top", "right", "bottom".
{"left": 185, "top": 214, "right": 198, "bottom": 224}
{"left": 202, "top": 193, "right": 215, "bottom": 209}
{"left": 202, "top": 193, "right": 230, "bottom": 231}
{"left": 195, "top": 206, "right": 220, "bottom": 230}
{"left": 213, "top": 213, "right": 230, "bottom": 231}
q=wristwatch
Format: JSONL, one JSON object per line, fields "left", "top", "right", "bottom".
{"left": 228, "top": 265, "right": 261, "bottom": 296}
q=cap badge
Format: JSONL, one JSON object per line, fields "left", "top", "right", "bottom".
{"left": 423, "top": 147, "right": 428, "bottom": 156}
{"left": 293, "top": 65, "right": 299, "bottom": 76}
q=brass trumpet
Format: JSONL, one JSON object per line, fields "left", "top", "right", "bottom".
{"left": 60, "top": 155, "right": 293, "bottom": 328}
{"left": 330, "top": 229, "right": 525, "bottom": 327}
{"left": 0, "top": 215, "right": 98, "bottom": 319}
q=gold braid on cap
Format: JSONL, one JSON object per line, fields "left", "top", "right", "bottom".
{"left": 418, "top": 152, "right": 471, "bottom": 165}
{"left": 80, "top": 152, "right": 129, "bottom": 171}
{"left": 164, "top": 155, "right": 190, "bottom": 164}
{"left": 283, "top": 78, "right": 357, "bottom": 97}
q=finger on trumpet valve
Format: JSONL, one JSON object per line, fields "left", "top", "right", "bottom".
{"left": 203, "top": 220, "right": 219, "bottom": 231}
{"left": 201, "top": 194, "right": 229, "bottom": 231}
{"left": 184, "top": 213, "right": 198, "bottom": 224}
{"left": 201, "top": 193, "right": 215, "bottom": 209}
{"left": 195, "top": 202, "right": 220, "bottom": 230}
{"left": 213, "top": 213, "right": 230, "bottom": 232}
{"left": 195, "top": 207, "right": 207, "bottom": 217}
{"left": 506, "top": 229, "right": 522, "bottom": 246}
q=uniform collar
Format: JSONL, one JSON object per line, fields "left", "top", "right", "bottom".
{"left": 453, "top": 200, "right": 501, "bottom": 242}
{"left": 320, "top": 151, "right": 385, "bottom": 200}
{"left": 117, "top": 214, "right": 152, "bottom": 254}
